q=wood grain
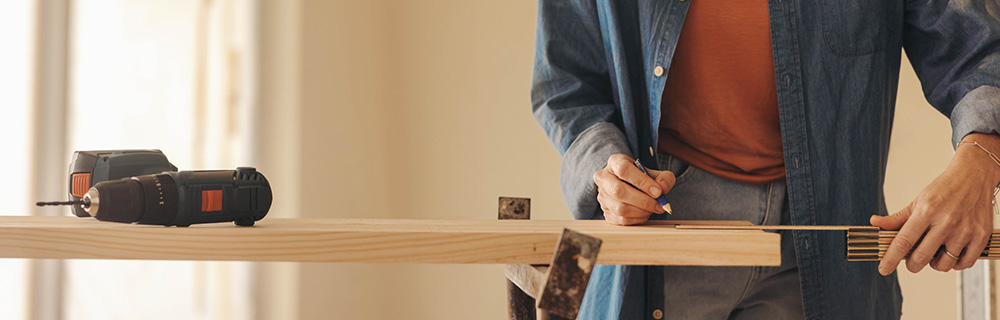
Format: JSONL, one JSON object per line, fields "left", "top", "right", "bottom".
{"left": 0, "top": 216, "right": 780, "bottom": 266}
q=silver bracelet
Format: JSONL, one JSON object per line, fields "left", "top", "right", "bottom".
{"left": 958, "top": 141, "right": 1000, "bottom": 215}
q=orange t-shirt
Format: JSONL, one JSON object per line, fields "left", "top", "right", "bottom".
{"left": 657, "top": 0, "right": 784, "bottom": 183}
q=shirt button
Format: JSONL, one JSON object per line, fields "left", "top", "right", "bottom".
{"left": 654, "top": 66, "right": 664, "bottom": 77}
{"left": 649, "top": 146, "right": 655, "bottom": 157}
{"left": 653, "top": 309, "right": 664, "bottom": 319}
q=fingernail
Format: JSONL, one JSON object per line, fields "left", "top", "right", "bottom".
{"left": 650, "top": 186, "right": 661, "bottom": 197}
{"left": 878, "top": 265, "right": 889, "bottom": 275}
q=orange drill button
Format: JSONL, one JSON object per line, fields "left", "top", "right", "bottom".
{"left": 71, "top": 173, "right": 91, "bottom": 198}
{"left": 201, "top": 190, "right": 223, "bottom": 212}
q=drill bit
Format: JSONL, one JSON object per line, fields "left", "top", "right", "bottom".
{"left": 36, "top": 200, "right": 86, "bottom": 207}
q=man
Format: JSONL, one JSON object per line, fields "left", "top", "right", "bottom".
{"left": 531, "top": 0, "right": 1000, "bottom": 319}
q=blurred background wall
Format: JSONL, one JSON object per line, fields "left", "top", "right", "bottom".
{"left": 0, "top": 0, "right": 982, "bottom": 319}
{"left": 256, "top": 1, "right": 562, "bottom": 319}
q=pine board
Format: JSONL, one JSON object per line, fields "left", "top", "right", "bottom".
{"left": 0, "top": 216, "right": 780, "bottom": 266}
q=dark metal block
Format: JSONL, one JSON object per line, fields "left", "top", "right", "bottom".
{"left": 499, "top": 197, "right": 531, "bottom": 220}
{"left": 537, "top": 228, "right": 602, "bottom": 320}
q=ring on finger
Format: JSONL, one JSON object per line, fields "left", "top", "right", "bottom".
{"left": 943, "top": 248, "right": 961, "bottom": 260}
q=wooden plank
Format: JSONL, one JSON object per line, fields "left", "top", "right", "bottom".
{"left": 0, "top": 216, "right": 780, "bottom": 266}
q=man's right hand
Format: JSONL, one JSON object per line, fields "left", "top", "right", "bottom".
{"left": 593, "top": 154, "right": 677, "bottom": 225}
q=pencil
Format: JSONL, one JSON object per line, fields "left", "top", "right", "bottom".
{"left": 633, "top": 159, "right": 673, "bottom": 214}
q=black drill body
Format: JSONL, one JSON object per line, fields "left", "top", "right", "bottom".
{"left": 86, "top": 167, "right": 272, "bottom": 226}
{"left": 68, "top": 150, "right": 177, "bottom": 217}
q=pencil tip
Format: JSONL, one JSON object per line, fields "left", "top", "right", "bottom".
{"left": 664, "top": 203, "right": 673, "bottom": 214}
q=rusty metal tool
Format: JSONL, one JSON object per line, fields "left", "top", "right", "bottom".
{"left": 499, "top": 197, "right": 601, "bottom": 320}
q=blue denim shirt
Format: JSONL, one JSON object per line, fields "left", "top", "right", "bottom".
{"left": 531, "top": 0, "right": 1000, "bottom": 319}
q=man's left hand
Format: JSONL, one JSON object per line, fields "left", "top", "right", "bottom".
{"left": 871, "top": 133, "right": 1000, "bottom": 275}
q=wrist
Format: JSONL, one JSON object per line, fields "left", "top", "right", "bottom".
{"left": 956, "top": 133, "right": 1000, "bottom": 184}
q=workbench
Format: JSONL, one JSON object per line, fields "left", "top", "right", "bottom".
{"left": 0, "top": 216, "right": 779, "bottom": 266}
{"left": 0, "top": 213, "right": 783, "bottom": 320}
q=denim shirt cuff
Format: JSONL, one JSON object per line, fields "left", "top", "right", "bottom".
{"left": 951, "top": 85, "right": 1000, "bottom": 147}
{"left": 560, "top": 122, "right": 632, "bottom": 220}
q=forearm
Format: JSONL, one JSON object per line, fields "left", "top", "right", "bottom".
{"left": 559, "top": 122, "right": 632, "bottom": 220}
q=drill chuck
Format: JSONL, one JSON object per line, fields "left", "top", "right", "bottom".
{"left": 79, "top": 167, "right": 271, "bottom": 226}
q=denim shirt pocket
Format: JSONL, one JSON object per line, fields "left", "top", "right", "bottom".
{"left": 662, "top": 154, "right": 696, "bottom": 185}
{"left": 819, "top": 0, "right": 898, "bottom": 56}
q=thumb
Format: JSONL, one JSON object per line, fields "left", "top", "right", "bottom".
{"left": 647, "top": 169, "right": 677, "bottom": 196}
{"left": 870, "top": 203, "right": 913, "bottom": 231}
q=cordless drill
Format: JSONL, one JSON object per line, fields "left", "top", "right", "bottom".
{"left": 43, "top": 165, "right": 273, "bottom": 226}
{"left": 80, "top": 168, "right": 272, "bottom": 226}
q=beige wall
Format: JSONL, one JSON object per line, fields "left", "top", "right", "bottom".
{"left": 259, "top": 1, "right": 553, "bottom": 319}
{"left": 258, "top": 1, "right": 966, "bottom": 319}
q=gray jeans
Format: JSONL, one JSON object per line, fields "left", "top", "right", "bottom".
{"left": 657, "top": 153, "right": 804, "bottom": 320}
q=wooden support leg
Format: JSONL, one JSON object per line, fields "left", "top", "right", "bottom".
{"left": 500, "top": 197, "right": 535, "bottom": 320}
{"left": 507, "top": 280, "right": 536, "bottom": 320}
{"left": 499, "top": 197, "right": 602, "bottom": 320}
